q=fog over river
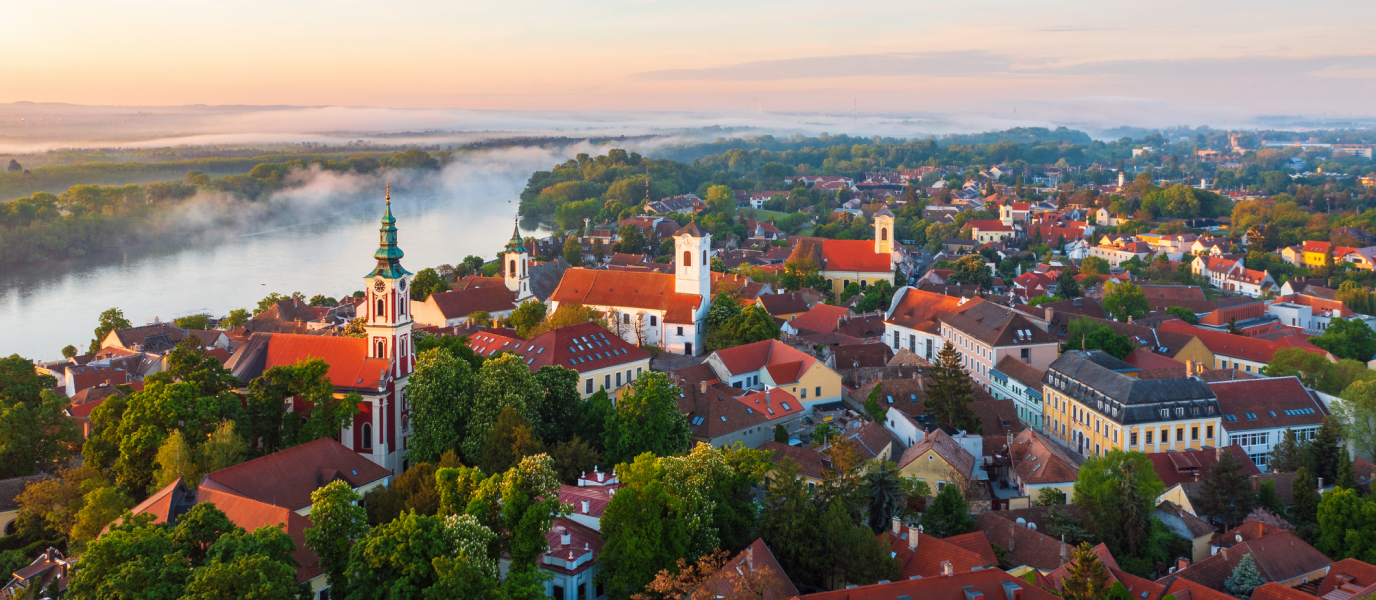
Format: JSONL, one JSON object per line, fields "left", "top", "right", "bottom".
{"left": 0, "top": 144, "right": 584, "bottom": 360}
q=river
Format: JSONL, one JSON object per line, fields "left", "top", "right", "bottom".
{"left": 0, "top": 144, "right": 582, "bottom": 360}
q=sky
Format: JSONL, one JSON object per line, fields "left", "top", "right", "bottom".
{"left": 3, "top": 0, "right": 1376, "bottom": 121}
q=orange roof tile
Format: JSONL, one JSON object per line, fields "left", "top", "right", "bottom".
{"left": 821, "top": 239, "right": 892, "bottom": 272}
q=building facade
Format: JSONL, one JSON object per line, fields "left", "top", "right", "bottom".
{"left": 1210, "top": 377, "right": 1328, "bottom": 470}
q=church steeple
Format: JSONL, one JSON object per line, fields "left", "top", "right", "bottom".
{"left": 504, "top": 219, "right": 527, "bottom": 254}
{"left": 370, "top": 184, "right": 412, "bottom": 279}
{"left": 504, "top": 216, "right": 532, "bottom": 300}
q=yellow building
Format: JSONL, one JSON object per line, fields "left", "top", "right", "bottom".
{"left": 787, "top": 207, "right": 897, "bottom": 297}
{"left": 1301, "top": 240, "right": 1331, "bottom": 266}
{"left": 895, "top": 428, "right": 976, "bottom": 496}
{"left": 705, "top": 339, "right": 843, "bottom": 412}
{"left": 1042, "top": 351, "right": 1221, "bottom": 458}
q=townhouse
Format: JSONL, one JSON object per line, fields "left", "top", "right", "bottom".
{"left": 990, "top": 356, "right": 1048, "bottom": 430}
{"left": 1043, "top": 351, "right": 1221, "bottom": 458}
{"left": 938, "top": 300, "right": 1060, "bottom": 391}
{"left": 1191, "top": 255, "right": 1276, "bottom": 297}
{"left": 1159, "top": 320, "right": 1330, "bottom": 373}
{"left": 1209, "top": 377, "right": 1328, "bottom": 470}
{"left": 881, "top": 287, "right": 969, "bottom": 361}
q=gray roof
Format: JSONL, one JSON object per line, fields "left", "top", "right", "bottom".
{"left": 941, "top": 301, "right": 1059, "bottom": 348}
{"left": 528, "top": 258, "right": 570, "bottom": 301}
{"left": 1044, "top": 350, "right": 1218, "bottom": 426}
{"left": 0, "top": 474, "right": 47, "bottom": 512}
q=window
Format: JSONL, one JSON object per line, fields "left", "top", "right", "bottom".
{"left": 1146, "top": 430, "right": 1153, "bottom": 444}
{"left": 376, "top": 298, "right": 384, "bottom": 319}
{"left": 1021, "top": 348, "right": 1030, "bottom": 362}
{"left": 1113, "top": 429, "right": 1118, "bottom": 443}
{"left": 1206, "top": 424, "right": 1214, "bottom": 439}
{"left": 1162, "top": 429, "right": 1169, "bottom": 443}
{"left": 893, "top": 331, "right": 900, "bottom": 349}
{"left": 375, "top": 339, "right": 386, "bottom": 357}
{"left": 881, "top": 227, "right": 888, "bottom": 241}
{"left": 623, "top": 313, "right": 630, "bottom": 324}
{"left": 615, "top": 372, "right": 622, "bottom": 387}
{"left": 361, "top": 423, "right": 373, "bottom": 450}
{"left": 800, "top": 388, "right": 806, "bottom": 398}
{"left": 683, "top": 250, "right": 691, "bottom": 267}
{"left": 605, "top": 374, "right": 612, "bottom": 389}
{"left": 816, "top": 386, "right": 822, "bottom": 398}
{"left": 1192, "top": 426, "right": 1199, "bottom": 441}
{"left": 1130, "top": 432, "right": 1138, "bottom": 446}
{"left": 677, "top": 326, "right": 684, "bottom": 336}
{"left": 1176, "top": 427, "right": 1184, "bottom": 442}
{"left": 636, "top": 366, "right": 642, "bottom": 377}
{"left": 650, "top": 315, "right": 658, "bottom": 326}
{"left": 585, "top": 379, "right": 593, "bottom": 394}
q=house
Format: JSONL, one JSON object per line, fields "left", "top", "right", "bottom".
{"left": 129, "top": 478, "right": 326, "bottom": 595}
{"left": 879, "top": 521, "right": 998, "bottom": 579}
{"left": 1153, "top": 500, "right": 1218, "bottom": 563}
{"left": 1090, "top": 239, "right": 1152, "bottom": 267}
{"left": 794, "top": 560, "right": 1056, "bottom": 600}
{"left": 1146, "top": 446, "right": 1260, "bottom": 491}
{"left": 226, "top": 192, "right": 417, "bottom": 474}
{"left": 975, "top": 507, "right": 1077, "bottom": 571}
{"left": 1158, "top": 321, "right": 1330, "bottom": 373}
{"left": 549, "top": 222, "right": 712, "bottom": 355}
{"left": 1210, "top": 377, "right": 1328, "bottom": 471}
{"left": 704, "top": 339, "right": 843, "bottom": 412}
{"left": 781, "top": 303, "right": 853, "bottom": 335}
{"left": 1007, "top": 429, "right": 1082, "bottom": 503}
{"left": 964, "top": 219, "right": 1017, "bottom": 244}
{"left": 786, "top": 207, "right": 899, "bottom": 297}
{"left": 199, "top": 437, "right": 393, "bottom": 514}
{"left": 466, "top": 322, "right": 652, "bottom": 398}
{"left": 1043, "top": 351, "right": 1221, "bottom": 458}
{"left": 895, "top": 428, "right": 977, "bottom": 495}
{"left": 938, "top": 300, "right": 1060, "bottom": 392}
{"left": 1163, "top": 529, "right": 1332, "bottom": 593}
{"left": 756, "top": 291, "right": 815, "bottom": 320}
{"left": 882, "top": 287, "right": 969, "bottom": 362}
{"left": 412, "top": 286, "right": 518, "bottom": 327}
{"left": 645, "top": 194, "right": 704, "bottom": 215}
{"left": 696, "top": 538, "right": 799, "bottom": 600}
{"left": 676, "top": 380, "right": 807, "bottom": 448}
{"left": 1191, "top": 255, "right": 1275, "bottom": 297}
{"left": 1315, "top": 558, "right": 1376, "bottom": 600}
{"left": 559, "top": 469, "right": 621, "bottom": 531}
{"left": 1269, "top": 288, "right": 1376, "bottom": 333}
{"left": 990, "top": 357, "right": 1047, "bottom": 429}
{"left": 758, "top": 441, "right": 832, "bottom": 491}
{"left": 0, "top": 547, "right": 75, "bottom": 600}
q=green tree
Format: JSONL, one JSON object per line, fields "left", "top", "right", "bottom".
{"left": 1080, "top": 256, "right": 1110, "bottom": 276}
{"left": 549, "top": 436, "right": 601, "bottom": 484}
{"left": 1315, "top": 487, "right": 1376, "bottom": 560}
{"left": 465, "top": 353, "right": 545, "bottom": 463}
{"left": 532, "top": 366, "right": 584, "bottom": 444}
{"left": 817, "top": 499, "right": 899, "bottom": 589}
{"left": 1198, "top": 448, "right": 1258, "bottom": 529}
{"left": 1037, "top": 487, "right": 1067, "bottom": 506}
{"left": 66, "top": 513, "right": 190, "bottom": 600}
{"left": 604, "top": 372, "right": 691, "bottom": 465}
{"left": 597, "top": 462, "right": 688, "bottom": 600}
{"left": 779, "top": 256, "right": 827, "bottom": 293}
{"left": 255, "top": 292, "right": 287, "bottom": 315}
{"left": 150, "top": 429, "right": 199, "bottom": 493}
{"left": 1101, "top": 280, "right": 1149, "bottom": 322}
{"left": 1056, "top": 268, "right": 1082, "bottom": 299}
{"left": 1338, "top": 380, "right": 1376, "bottom": 463}
{"left": 926, "top": 341, "right": 980, "bottom": 432}
{"left": 703, "top": 292, "right": 744, "bottom": 351}
{"left": 89, "top": 307, "right": 132, "bottom": 353}
{"left": 479, "top": 407, "right": 544, "bottom": 475}
{"left": 710, "top": 304, "right": 781, "bottom": 351}
{"left": 61, "top": 344, "right": 78, "bottom": 358}
{"left": 507, "top": 299, "right": 548, "bottom": 337}
{"left": 69, "top": 486, "right": 135, "bottom": 549}
{"left": 948, "top": 254, "right": 993, "bottom": 289}
{"left": 1264, "top": 347, "right": 1376, "bottom": 395}
{"left": 921, "top": 482, "right": 975, "bottom": 538}
{"left": 1227, "top": 553, "right": 1265, "bottom": 600}
{"left": 0, "top": 355, "right": 79, "bottom": 477}
{"left": 410, "top": 267, "right": 452, "bottom": 301}
{"left": 221, "top": 308, "right": 251, "bottom": 329}
{"left": 173, "top": 314, "right": 210, "bottom": 330}
{"left": 345, "top": 511, "right": 497, "bottom": 599}
{"left": 243, "top": 358, "right": 359, "bottom": 454}
{"left": 1061, "top": 542, "right": 1111, "bottom": 600}
{"left": 563, "top": 237, "right": 583, "bottom": 266}
{"left": 1291, "top": 467, "right": 1320, "bottom": 536}
{"left": 757, "top": 459, "right": 825, "bottom": 589}
{"left": 864, "top": 383, "right": 887, "bottom": 422}
{"left": 773, "top": 425, "right": 789, "bottom": 444}
{"left": 1305, "top": 417, "right": 1345, "bottom": 485}
{"left": 182, "top": 526, "right": 303, "bottom": 600}
{"left": 1268, "top": 428, "right": 1307, "bottom": 473}
{"left": 1311, "top": 319, "right": 1376, "bottom": 362}
{"left": 309, "top": 294, "right": 336, "bottom": 307}
{"left": 864, "top": 461, "right": 904, "bottom": 533}
{"left": 306, "top": 481, "right": 368, "bottom": 598}
{"left": 1165, "top": 306, "right": 1199, "bottom": 324}
{"left": 406, "top": 348, "right": 476, "bottom": 464}
{"left": 1074, "top": 450, "right": 1163, "bottom": 558}
{"left": 1257, "top": 480, "right": 1286, "bottom": 515}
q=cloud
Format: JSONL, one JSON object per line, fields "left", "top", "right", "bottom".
{"left": 631, "top": 51, "right": 1016, "bottom": 81}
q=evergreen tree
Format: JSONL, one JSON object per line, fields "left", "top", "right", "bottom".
{"left": 865, "top": 462, "right": 905, "bottom": 534}
{"left": 1198, "top": 449, "right": 1257, "bottom": 529}
{"left": 1291, "top": 467, "right": 1321, "bottom": 537}
{"left": 926, "top": 341, "right": 981, "bottom": 432}
{"left": 1267, "top": 429, "right": 1306, "bottom": 473}
{"left": 921, "top": 483, "right": 975, "bottom": 538}
{"left": 1056, "top": 268, "right": 1081, "bottom": 299}
{"left": 1224, "top": 554, "right": 1266, "bottom": 599}
{"left": 1304, "top": 418, "right": 1345, "bottom": 485}
{"left": 1257, "top": 480, "right": 1286, "bottom": 515}
{"left": 773, "top": 425, "right": 789, "bottom": 444}
{"left": 603, "top": 373, "right": 691, "bottom": 465}
{"left": 1061, "top": 542, "right": 1111, "bottom": 600}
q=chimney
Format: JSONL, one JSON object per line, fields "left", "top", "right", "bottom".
{"left": 1176, "top": 557, "right": 1190, "bottom": 572}
{"left": 746, "top": 546, "right": 754, "bottom": 570}
{"left": 766, "top": 389, "right": 771, "bottom": 405}
{"left": 581, "top": 500, "right": 590, "bottom": 513}
{"left": 559, "top": 528, "right": 571, "bottom": 547}
{"left": 1044, "top": 307, "right": 1054, "bottom": 323}
{"left": 892, "top": 517, "right": 902, "bottom": 535}
{"left": 909, "top": 528, "right": 920, "bottom": 551}
{"left": 1003, "top": 582, "right": 1024, "bottom": 600}
{"left": 700, "top": 381, "right": 708, "bottom": 394}
{"left": 942, "top": 560, "right": 955, "bottom": 576}
{"left": 1185, "top": 360, "right": 1193, "bottom": 374}
{"left": 578, "top": 471, "right": 586, "bottom": 487}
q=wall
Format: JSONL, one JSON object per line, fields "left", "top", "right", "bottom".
{"left": 575, "top": 358, "right": 652, "bottom": 399}
{"left": 794, "top": 361, "right": 844, "bottom": 413}
{"left": 898, "top": 450, "right": 960, "bottom": 496}
{"left": 823, "top": 270, "right": 893, "bottom": 296}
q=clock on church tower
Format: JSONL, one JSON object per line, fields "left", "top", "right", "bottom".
{"left": 364, "top": 185, "right": 415, "bottom": 378}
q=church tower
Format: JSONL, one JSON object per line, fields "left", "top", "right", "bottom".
{"left": 674, "top": 221, "right": 711, "bottom": 300}
{"left": 1000, "top": 202, "right": 1015, "bottom": 227}
{"left": 504, "top": 219, "right": 532, "bottom": 301}
{"left": 874, "top": 206, "right": 895, "bottom": 255}
{"left": 364, "top": 185, "right": 415, "bottom": 380}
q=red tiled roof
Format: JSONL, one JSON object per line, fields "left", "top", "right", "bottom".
{"left": 1209, "top": 377, "right": 1327, "bottom": 431}
{"left": 735, "top": 387, "right": 804, "bottom": 421}
{"left": 262, "top": 334, "right": 392, "bottom": 391}
{"left": 880, "top": 524, "right": 993, "bottom": 579}
{"left": 1165, "top": 530, "right": 1332, "bottom": 592}
{"left": 1252, "top": 582, "right": 1321, "bottom": 600}
{"left": 821, "top": 239, "right": 892, "bottom": 272}
{"left": 788, "top": 304, "right": 852, "bottom": 334}
{"left": 897, "top": 428, "right": 975, "bottom": 478}
{"left": 1124, "top": 348, "right": 1187, "bottom": 372}
{"left": 200, "top": 438, "right": 392, "bottom": 511}
{"left": 1147, "top": 446, "right": 1260, "bottom": 488}
{"left": 542, "top": 519, "right": 602, "bottom": 575}
{"left": 758, "top": 292, "right": 813, "bottom": 316}
{"left": 1010, "top": 429, "right": 1081, "bottom": 484}
{"left": 1159, "top": 321, "right": 1330, "bottom": 363}
{"left": 758, "top": 441, "right": 830, "bottom": 481}
{"left": 796, "top": 559, "right": 1058, "bottom": 600}
{"left": 764, "top": 361, "right": 804, "bottom": 385}
{"left": 1302, "top": 240, "right": 1332, "bottom": 254}
{"left": 943, "top": 531, "right": 999, "bottom": 567}
{"left": 465, "top": 322, "right": 650, "bottom": 375}
{"left": 1044, "top": 543, "right": 1121, "bottom": 591}
{"left": 1317, "top": 558, "right": 1376, "bottom": 598}
{"left": 711, "top": 339, "right": 821, "bottom": 377}
{"left": 423, "top": 286, "right": 518, "bottom": 319}
{"left": 700, "top": 538, "right": 799, "bottom": 600}
{"left": 550, "top": 268, "right": 702, "bottom": 322}
{"left": 885, "top": 288, "right": 971, "bottom": 333}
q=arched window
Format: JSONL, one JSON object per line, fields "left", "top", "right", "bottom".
{"left": 881, "top": 227, "right": 888, "bottom": 241}
{"left": 702, "top": 250, "right": 706, "bottom": 265}
{"left": 683, "top": 250, "right": 691, "bottom": 267}
{"left": 376, "top": 299, "right": 385, "bottom": 320}
{"left": 375, "top": 339, "right": 386, "bottom": 357}
{"left": 509, "top": 260, "right": 516, "bottom": 277}
{"left": 361, "top": 423, "right": 373, "bottom": 449}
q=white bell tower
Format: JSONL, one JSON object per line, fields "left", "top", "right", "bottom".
{"left": 674, "top": 222, "right": 711, "bottom": 300}
{"left": 503, "top": 219, "right": 532, "bottom": 301}
{"left": 874, "top": 206, "right": 895, "bottom": 255}
{"left": 364, "top": 185, "right": 414, "bottom": 379}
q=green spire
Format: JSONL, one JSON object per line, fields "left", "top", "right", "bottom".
{"left": 505, "top": 218, "right": 526, "bottom": 254}
{"left": 368, "top": 184, "right": 412, "bottom": 279}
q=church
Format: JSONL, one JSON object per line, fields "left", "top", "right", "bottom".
{"left": 228, "top": 186, "right": 414, "bottom": 474}
{"left": 546, "top": 222, "right": 712, "bottom": 355}
{"left": 788, "top": 206, "right": 901, "bottom": 296}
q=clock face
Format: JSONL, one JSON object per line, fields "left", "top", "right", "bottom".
{"left": 373, "top": 278, "right": 386, "bottom": 293}
{"left": 398, "top": 278, "right": 407, "bottom": 291}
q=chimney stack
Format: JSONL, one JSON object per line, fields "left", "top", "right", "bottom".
{"left": 1177, "top": 557, "right": 1190, "bottom": 572}
{"left": 581, "top": 500, "right": 590, "bottom": 513}
{"left": 892, "top": 517, "right": 902, "bottom": 535}
{"left": 942, "top": 560, "right": 954, "bottom": 576}
{"left": 746, "top": 546, "right": 754, "bottom": 570}
{"left": 700, "top": 381, "right": 708, "bottom": 394}
{"left": 909, "top": 527, "right": 920, "bottom": 551}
